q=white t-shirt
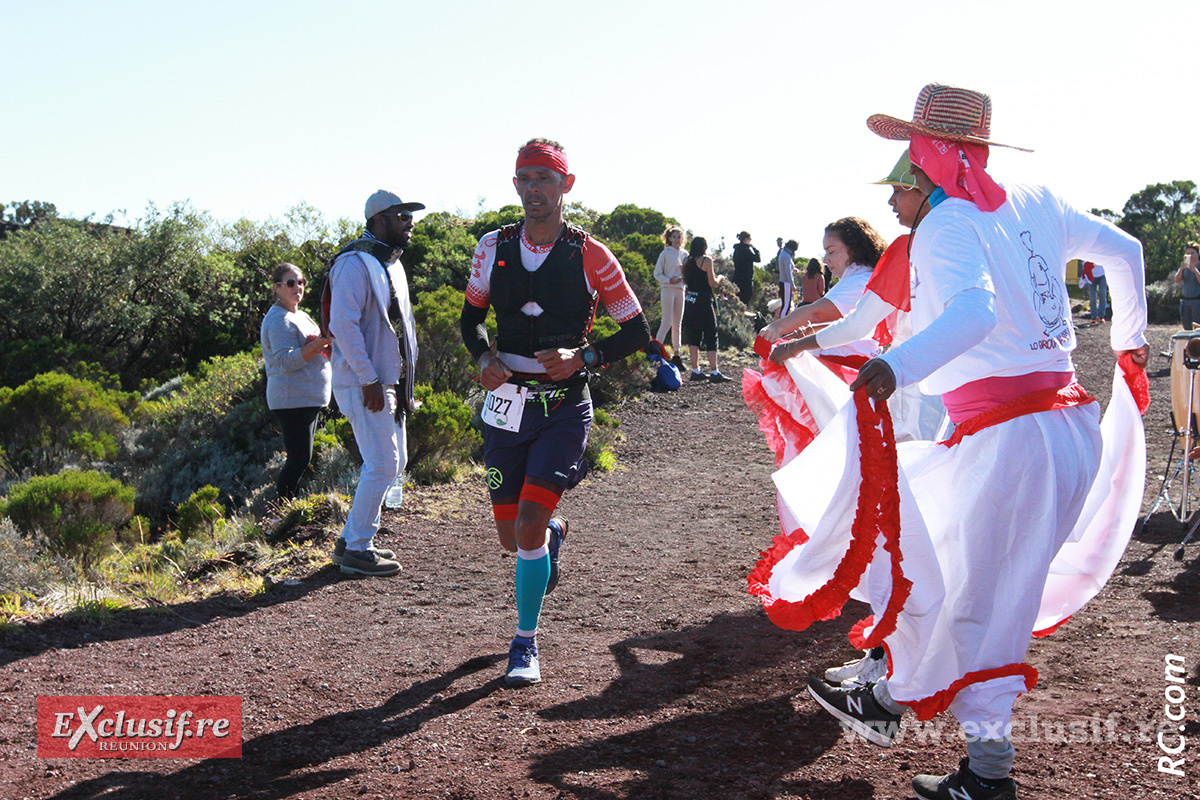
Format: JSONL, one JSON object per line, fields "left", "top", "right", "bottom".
{"left": 817, "top": 264, "right": 881, "bottom": 359}
{"left": 881, "top": 182, "right": 1147, "bottom": 395}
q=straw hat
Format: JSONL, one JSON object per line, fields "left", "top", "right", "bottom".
{"left": 866, "top": 83, "right": 1032, "bottom": 152}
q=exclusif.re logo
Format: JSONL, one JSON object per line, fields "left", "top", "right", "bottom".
{"left": 37, "top": 696, "right": 242, "bottom": 759}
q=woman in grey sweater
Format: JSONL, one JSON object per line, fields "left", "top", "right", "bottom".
{"left": 260, "top": 263, "right": 332, "bottom": 500}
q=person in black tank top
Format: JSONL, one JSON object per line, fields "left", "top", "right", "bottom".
{"left": 680, "top": 237, "right": 731, "bottom": 383}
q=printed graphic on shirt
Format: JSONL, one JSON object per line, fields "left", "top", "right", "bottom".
{"left": 1021, "top": 230, "right": 1068, "bottom": 340}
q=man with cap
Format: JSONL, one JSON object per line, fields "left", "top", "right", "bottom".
{"left": 730, "top": 230, "right": 761, "bottom": 306}
{"left": 324, "top": 189, "right": 424, "bottom": 577}
{"left": 753, "top": 85, "right": 1148, "bottom": 799}
{"left": 459, "top": 138, "right": 650, "bottom": 687}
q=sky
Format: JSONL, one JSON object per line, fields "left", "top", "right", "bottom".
{"left": 4, "top": 0, "right": 1198, "bottom": 258}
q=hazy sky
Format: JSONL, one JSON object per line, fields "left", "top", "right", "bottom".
{"left": 5, "top": 1, "right": 1196, "bottom": 256}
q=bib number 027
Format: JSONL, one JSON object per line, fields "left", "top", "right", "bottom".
{"left": 481, "top": 383, "right": 527, "bottom": 430}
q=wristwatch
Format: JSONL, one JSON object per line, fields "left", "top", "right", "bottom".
{"left": 580, "top": 345, "right": 599, "bottom": 367}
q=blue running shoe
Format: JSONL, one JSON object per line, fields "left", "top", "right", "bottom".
{"left": 505, "top": 636, "right": 541, "bottom": 687}
{"left": 545, "top": 517, "right": 569, "bottom": 594}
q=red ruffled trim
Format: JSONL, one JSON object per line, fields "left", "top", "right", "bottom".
{"left": 741, "top": 364, "right": 818, "bottom": 468}
{"left": 901, "top": 663, "right": 1039, "bottom": 722}
{"left": 746, "top": 390, "right": 911, "bottom": 641}
{"left": 1118, "top": 352, "right": 1151, "bottom": 414}
{"left": 939, "top": 382, "right": 1096, "bottom": 447}
{"left": 1032, "top": 614, "right": 1071, "bottom": 638}
{"left": 847, "top": 615, "right": 874, "bottom": 649}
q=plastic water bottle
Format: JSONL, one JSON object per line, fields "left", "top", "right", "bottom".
{"left": 384, "top": 472, "right": 404, "bottom": 509}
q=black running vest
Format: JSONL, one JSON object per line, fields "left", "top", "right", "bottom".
{"left": 491, "top": 223, "right": 598, "bottom": 358}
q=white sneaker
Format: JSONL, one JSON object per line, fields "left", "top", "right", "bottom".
{"left": 823, "top": 647, "right": 887, "bottom": 688}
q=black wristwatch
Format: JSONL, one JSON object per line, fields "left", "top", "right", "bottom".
{"left": 580, "top": 345, "right": 599, "bottom": 367}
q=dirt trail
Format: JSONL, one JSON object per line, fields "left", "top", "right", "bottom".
{"left": 1, "top": 325, "right": 1198, "bottom": 800}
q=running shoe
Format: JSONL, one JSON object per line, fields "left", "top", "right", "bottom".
{"left": 806, "top": 677, "right": 900, "bottom": 747}
{"left": 545, "top": 517, "right": 569, "bottom": 594}
{"left": 689, "top": 370, "right": 707, "bottom": 381}
{"left": 709, "top": 371, "right": 732, "bottom": 383}
{"left": 505, "top": 636, "right": 541, "bottom": 687}
{"left": 823, "top": 647, "right": 887, "bottom": 688}
{"left": 912, "top": 758, "right": 1018, "bottom": 800}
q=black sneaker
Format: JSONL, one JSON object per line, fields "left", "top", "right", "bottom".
{"left": 709, "top": 371, "right": 732, "bottom": 383}
{"left": 689, "top": 370, "right": 706, "bottom": 381}
{"left": 913, "top": 758, "right": 1018, "bottom": 800}
{"left": 545, "top": 517, "right": 569, "bottom": 594}
{"left": 806, "top": 677, "right": 901, "bottom": 747}
{"left": 670, "top": 355, "right": 684, "bottom": 368}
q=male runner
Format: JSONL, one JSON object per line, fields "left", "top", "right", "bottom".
{"left": 459, "top": 138, "right": 650, "bottom": 686}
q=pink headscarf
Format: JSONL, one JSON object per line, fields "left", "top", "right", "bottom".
{"left": 909, "top": 134, "right": 1007, "bottom": 213}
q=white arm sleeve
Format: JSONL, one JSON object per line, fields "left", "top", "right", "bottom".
{"left": 878, "top": 287, "right": 995, "bottom": 388}
{"left": 813, "top": 291, "right": 892, "bottom": 350}
{"left": 1073, "top": 221, "right": 1147, "bottom": 351}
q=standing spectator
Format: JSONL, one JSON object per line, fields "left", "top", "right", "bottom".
{"left": 731, "top": 230, "right": 762, "bottom": 305}
{"left": 458, "top": 138, "right": 650, "bottom": 687}
{"left": 324, "top": 189, "right": 424, "bottom": 577}
{"left": 681, "top": 236, "right": 732, "bottom": 383}
{"left": 1175, "top": 242, "right": 1200, "bottom": 329}
{"left": 775, "top": 239, "right": 799, "bottom": 319}
{"left": 800, "top": 258, "right": 826, "bottom": 305}
{"left": 653, "top": 225, "right": 687, "bottom": 365}
{"left": 260, "top": 263, "right": 331, "bottom": 501}
{"left": 1081, "top": 260, "right": 1108, "bottom": 321}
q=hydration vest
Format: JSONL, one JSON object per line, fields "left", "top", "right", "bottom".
{"left": 491, "top": 222, "right": 598, "bottom": 358}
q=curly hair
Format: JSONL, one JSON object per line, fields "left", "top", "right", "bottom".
{"left": 662, "top": 224, "right": 686, "bottom": 247}
{"left": 521, "top": 137, "right": 565, "bottom": 154}
{"left": 824, "top": 217, "right": 888, "bottom": 269}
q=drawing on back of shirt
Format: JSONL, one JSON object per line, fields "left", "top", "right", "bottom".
{"left": 1021, "top": 231, "right": 1068, "bottom": 338}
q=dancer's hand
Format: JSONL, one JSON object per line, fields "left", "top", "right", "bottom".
{"left": 849, "top": 358, "right": 897, "bottom": 401}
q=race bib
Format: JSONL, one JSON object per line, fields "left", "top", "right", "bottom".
{"left": 481, "top": 383, "right": 527, "bottom": 431}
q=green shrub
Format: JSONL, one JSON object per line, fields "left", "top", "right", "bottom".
{"left": 1147, "top": 279, "right": 1182, "bottom": 325}
{"left": 413, "top": 284, "right": 487, "bottom": 397}
{"left": 584, "top": 410, "right": 622, "bottom": 472}
{"left": 4, "top": 470, "right": 135, "bottom": 564}
{"left": 175, "top": 485, "right": 224, "bottom": 543}
{"left": 124, "top": 352, "right": 274, "bottom": 521}
{"left": 406, "top": 384, "right": 481, "bottom": 483}
{"left": 0, "top": 372, "right": 136, "bottom": 477}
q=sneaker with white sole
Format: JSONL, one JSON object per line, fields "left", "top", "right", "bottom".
{"left": 339, "top": 548, "right": 401, "bottom": 577}
{"left": 912, "top": 758, "right": 1018, "bottom": 800}
{"left": 331, "top": 537, "right": 396, "bottom": 566}
{"left": 823, "top": 646, "right": 887, "bottom": 688}
{"left": 545, "top": 517, "right": 568, "bottom": 594}
{"left": 505, "top": 636, "right": 541, "bottom": 687}
{"left": 806, "top": 677, "right": 901, "bottom": 747}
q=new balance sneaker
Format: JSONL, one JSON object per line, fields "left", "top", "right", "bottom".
{"left": 505, "top": 636, "right": 541, "bottom": 687}
{"left": 545, "top": 517, "right": 569, "bottom": 594}
{"left": 806, "top": 677, "right": 901, "bottom": 747}
{"left": 823, "top": 647, "right": 887, "bottom": 688}
{"left": 339, "top": 548, "right": 402, "bottom": 577}
{"left": 912, "top": 758, "right": 1018, "bottom": 800}
{"left": 331, "top": 537, "right": 396, "bottom": 566}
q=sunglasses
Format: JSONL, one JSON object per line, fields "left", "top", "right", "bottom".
{"left": 380, "top": 211, "right": 414, "bottom": 221}
{"left": 276, "top": 278, "right": 306, "bottom": 288}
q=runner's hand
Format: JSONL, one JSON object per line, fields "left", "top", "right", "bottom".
{"left": 849, "top": 358, "right": 897, "bottom": 401}
{"left": 479, "top": 352, "right": 513, "bottom": 391}
{"left": 536, "top": 348, "right": 583, "bottom": 382}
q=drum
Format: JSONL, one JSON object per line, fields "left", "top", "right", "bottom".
{"left": 1170, "top": 331, "right": 1200, "bottom": 434}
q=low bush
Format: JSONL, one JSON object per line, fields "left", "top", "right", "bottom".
{"left": 406, "top": 384, "right": 482, "bottom": 483}
{"left": 4, "top": 470, "right": 135, "bottom": 564}
{"left": 175, "top": 485, "right": 224, "bottom": 543}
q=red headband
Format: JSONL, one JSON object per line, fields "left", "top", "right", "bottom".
{"left": 516, "top": 143, "right": 569, "bottom": 176}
